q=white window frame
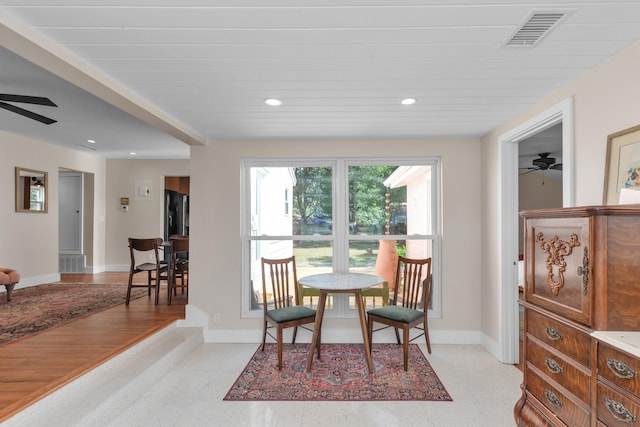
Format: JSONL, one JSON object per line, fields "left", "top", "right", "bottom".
{"left": 241, "top": 157, "right": 442, "bottom": 319}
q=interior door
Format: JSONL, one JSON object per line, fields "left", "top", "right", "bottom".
{"left": 59, "top": 172, "right": 82, "bottom": 253}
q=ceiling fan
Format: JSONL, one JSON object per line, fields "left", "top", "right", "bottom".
{"left": 520, "top": 152, "right": 562, "bottom": 174}
{"left": 0, "top": 94, "right": 58, "bottom": 125}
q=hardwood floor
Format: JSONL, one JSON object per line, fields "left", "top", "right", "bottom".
{"left": 0, "top": 273, "right": 186, "bottom": 423}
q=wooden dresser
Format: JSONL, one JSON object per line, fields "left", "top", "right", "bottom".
{"left": 514, "top": 206, "right": 640, "bottom": 426}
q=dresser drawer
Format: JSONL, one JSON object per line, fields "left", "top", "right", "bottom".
{"left": 528, "top": 337, "right": 590, "bottom": 403}
{"left": 527, "top": 309, "right": 591, "bottom": 368}
{"left": 597, "top": 382, "right": 640, "bottom": 426}
{"left": 599, "top": 343, "right": 640, "bottom": 397}
{"left": 527, "top": 367, "right": 590, "bottom": 427}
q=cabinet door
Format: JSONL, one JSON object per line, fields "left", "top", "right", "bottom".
{"left": 525, "top": 216, "right": 591, "bottom": 326}
{"left": 598, "top": 215, "right": 640, "bottom": 330}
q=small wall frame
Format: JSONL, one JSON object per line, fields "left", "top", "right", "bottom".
{"left": 15, "top": 167, "right": 48, "bottom": 213}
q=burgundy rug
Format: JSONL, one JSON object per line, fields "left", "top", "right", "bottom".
{"left": 0, "top": 283, "right": 146, "bottom": 345}
{"left": 224, "top": 343, "right": 452, "bottom": 401}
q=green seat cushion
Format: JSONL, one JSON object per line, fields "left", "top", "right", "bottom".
{"left": 368, "top": 305, "right": 423, "bottom": 323}
{"left": 267, "top": 305, "right": 316, "bottom": 323}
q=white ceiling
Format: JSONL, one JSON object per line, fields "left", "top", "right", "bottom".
{"left": 0, "top": 1, "right": 639, "bottom": 159}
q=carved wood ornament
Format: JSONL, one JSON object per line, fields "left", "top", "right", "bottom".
{"left": 535, "top": 232, "right": 581, "bottom": 296}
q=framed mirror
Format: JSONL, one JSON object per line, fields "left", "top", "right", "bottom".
{"left": 15, "top": 167, "right": 48, "bottom": 213}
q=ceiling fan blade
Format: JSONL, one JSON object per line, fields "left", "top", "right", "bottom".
{"left": 550, "top": 163, "right": 563, "bottom": 170}
{"left": 0, "top": 94, "right": 57, "bottom": 107}
{"left": 519, "top": 168, "right": 540, "bottom": 175}
{"left": 0, "top": 101, "right": 57, "bottom": 124}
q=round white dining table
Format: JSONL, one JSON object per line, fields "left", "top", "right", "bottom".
{"left": 298, "top": 272, "right": 384, "bottom": 374}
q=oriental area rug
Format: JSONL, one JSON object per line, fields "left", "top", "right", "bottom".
{"left": 0, "top": 283, "right": 146, "bottom": 345}
{"left": 224, "top": 343, "right": 452, "bottom": 401}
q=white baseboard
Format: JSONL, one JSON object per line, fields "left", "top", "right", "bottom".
{"left": 198, "top": 326, "right": 510, "bottom": 366}
{"left": 84, "top": 264, "right": 106, "bottom": 274}
{"left": 200, "top": 326, "right": 483, "bottom": 346}
{"left": 480, "top": 331, "right": 502, "bottom": 362}
{"left": 104, "top": 264, "right": 130, "bottom": 272}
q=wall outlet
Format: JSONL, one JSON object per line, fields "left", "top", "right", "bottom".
{"left": 214, "top": 313, "right": 222, "bottom": 324}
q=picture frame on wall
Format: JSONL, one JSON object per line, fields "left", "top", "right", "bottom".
{"left": 604, "top": 124, "right": 640, "bottom": 205}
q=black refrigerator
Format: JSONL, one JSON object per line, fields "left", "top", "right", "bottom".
{"left": 164, "top": 189, "right": 189, "bottom": 240}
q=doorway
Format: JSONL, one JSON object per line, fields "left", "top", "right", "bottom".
{"left": 59, "top": 172, "right": 82, "bottom": 253}
{"left": 518, "top": 123, "right": 564, "bottom": 253}
{"left": 498, "top": 98, "right": 574, "bottom": 364}
{"left": 58, "top": 170, "right": 94, "bottom": 273}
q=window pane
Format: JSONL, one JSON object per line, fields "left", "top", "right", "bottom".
{"left": 251, "top": 166, "right": 332, "bottom": 237}
{"left": 295, "top": 240, "right": 334, "bottom": 309}
{"left": 347, "top": 239, "right": 434, "bottom": 311}
{"left": 249, "top": 239, "right": 333, "bottom": 312}
{"left": 348, "top": 165, "right": 433, "bottom": 236}
{"left": 348, "top": 239, "right": 386, "bottom": 309}
{"left": 348, "top": 239, "right": 379, "bottom": 273}
{"left": 294, "top": 167, "right": 333, "bottom": 236}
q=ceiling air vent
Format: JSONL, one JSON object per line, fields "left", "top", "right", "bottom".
{"left": 505, "top": 12, "right": 566, "bottom": 47}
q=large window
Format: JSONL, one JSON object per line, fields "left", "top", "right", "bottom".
{"left": 243, "top": 158, "right": 440, "bottom": 318}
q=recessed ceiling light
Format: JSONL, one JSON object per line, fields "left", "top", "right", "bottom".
{"left": 401, "top": 98, "right": 416, "bottom": 105}
{"left": 129, "top": 152, "right": 137, "bottom": 156}
{"left": 264, "top": 98, "right": 282, "bottom": 106}
{"left": 87, "top": 139, "right": 96, "bottom": 144}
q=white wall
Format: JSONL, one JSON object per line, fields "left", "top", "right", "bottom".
{"left": 0, "top": 130, "right": 106, "bottom": 285}
{"left": 105, "top": 159, "right": 190, "bottom": 270}
{"left": 481, "top": 41, "right": 640, "bottom": 344}
{"left": 187, "top": 138, "right": 483, "bottom": 343}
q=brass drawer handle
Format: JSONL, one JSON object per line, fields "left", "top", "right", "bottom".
{"left": 545, "top": 357, "right": 563, "bottom": 374}
{"left": 544, "top": 389, "right": 563, "bottom": 408}
{"left": 605, "top": 398, "right": 637, "bottom": 423}
{"left": 607, "top": 358, "right": 637, "bottom": 379}
{"left": 544, "top": 326, "right": 563, "bottom": 341}
{"left": 576, "top": 247, "right": 589, "bottom": 295}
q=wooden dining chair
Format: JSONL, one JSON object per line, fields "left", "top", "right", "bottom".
{"left": 367, "top": 256, "right": 432, "bottom": 371}
{"left": 260, "top": 256, "right": 319, "bottom": 370}
{"left": 126, "top": 237, "right": 168, "bottom": 305}
{"left": 168, "top": 235, "right": 188, "bottom": 305}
